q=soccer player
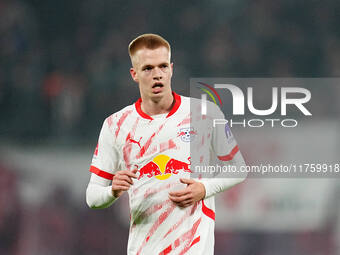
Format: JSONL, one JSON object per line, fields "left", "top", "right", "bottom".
{"left": 86, "top": 33, "right": 246, "bottom": 255}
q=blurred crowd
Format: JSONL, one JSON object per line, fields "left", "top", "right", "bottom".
{"left": 1, "top": 0, "right": 340, "bottom": 142}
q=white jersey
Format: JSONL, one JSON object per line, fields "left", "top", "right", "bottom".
{"left": 89, "top": 92, "right": 243, "bottom": 255}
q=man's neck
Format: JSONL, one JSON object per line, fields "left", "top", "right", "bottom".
{"left": 141, "top": 93, "right": 174, "bottom": 116}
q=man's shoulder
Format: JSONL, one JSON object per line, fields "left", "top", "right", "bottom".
{"left": 179, "top": 95, "right": 209, "bottom": 110}
{"left": 112, "top": 104, "right": 135, "bottom": 117}
{"left": 178, "top": 94, "right": 191, "bottom": 105}
{"left": 180, "top": 95, "right": 224, "bottom": 118}
{"left": 179, "top": 95, "right": 205, "bottom": 103}
{"left": 103, "top": 104, "right": 136, "bottom": 126}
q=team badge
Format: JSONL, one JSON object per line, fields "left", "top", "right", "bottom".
{"left": 178, "top": 127, "right": 197, "bottom": 142}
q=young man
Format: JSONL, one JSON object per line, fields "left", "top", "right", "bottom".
{"left": 86, "top": 34, "right": 246, "bottom": 255}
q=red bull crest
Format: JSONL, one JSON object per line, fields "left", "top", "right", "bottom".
{"left": 138, "top": 155, "right": 191, "bottom": 180}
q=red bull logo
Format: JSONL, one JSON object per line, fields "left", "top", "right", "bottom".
{"left": 138, "top": 155, "right": 191, "bottom": 180}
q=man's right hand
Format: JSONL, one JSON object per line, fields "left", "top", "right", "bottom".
{"left": 111, "top": 169, "right": 138, "bottom": 198}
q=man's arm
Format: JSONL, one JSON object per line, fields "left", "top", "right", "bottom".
{"left": 86, "top": 169, "right": 138, "bottom": 209}
{"left": 199, "top": 151, "right": 247, "bottom": 199}
{"left": 86, "top": 173, "right": 116, "bottom": 209}
{"left": 86, "top": 116, "right": 138, "bottom": 209}
{"left": 200, "top": 102, "right": 247, "bottom": 198}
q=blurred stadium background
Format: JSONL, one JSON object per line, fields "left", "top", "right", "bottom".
{"left": 1, "top": 0, "right": 340, "bottom": 254}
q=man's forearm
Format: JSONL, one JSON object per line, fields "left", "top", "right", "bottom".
{"left": 86, "top": 173, "right": 117, "bottom": 209}
{"left": 199, "top": 177, "right": 246, "bottom": 198}
{"left": 198, "top": 152, "right": 247, "bottom": 198}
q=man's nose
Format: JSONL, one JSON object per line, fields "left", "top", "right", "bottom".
{"left": 152, "top": 67, "right": 163, "bottom": 80}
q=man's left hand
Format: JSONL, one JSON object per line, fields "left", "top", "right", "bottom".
{"left": 168, "top": 178, "right": 206, "bottom": 208}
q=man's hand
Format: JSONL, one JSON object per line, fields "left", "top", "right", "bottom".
{"left": 111, "top": 169, "right": 138, "bottom": 198}
{"left": 168, "top": 178, "right": 206, "bottom": 208}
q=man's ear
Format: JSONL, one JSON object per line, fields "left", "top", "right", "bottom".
{"left": 130, "top": 68, "right": 138, "bottom": 83}
{"left": 170, "top": 62, "right": 174, "bottom": 77}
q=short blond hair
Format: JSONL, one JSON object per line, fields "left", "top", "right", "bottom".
{"left": 128, "top": 33, "right": 171, "bottom": 60}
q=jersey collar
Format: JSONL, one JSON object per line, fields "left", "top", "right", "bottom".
{"left": 135, "top": 92, "right": 181, "bottom": 120}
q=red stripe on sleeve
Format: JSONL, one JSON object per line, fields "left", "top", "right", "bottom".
{"left": 89, "top": 166, "right": 114, "bottom": 180}
{"left": 202, "top": 200, "right": 215, "bottom": 220}
{"left": 217, "top": 145, "right": 239, "bottom": 162}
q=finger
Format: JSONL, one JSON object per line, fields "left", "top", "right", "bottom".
{"left": 180, "top": 178, "right": 195, "bottom": 185}
{"left": 112, "top": 185, "right": 129, "bottom": 191}
{"left": 131, "top": 168, "right": 138, "bottom": 175}
{"left": 177, "top": 203, "right": 185, "bottom": 208}
{"left": 169, "top": 188, "right": 191, "bottom": 197}
{"left": 169, "top": 193, "right": 192, "bottom": 203}
{"left": 116, "top": 171, "right": 137, "bottom": 181}
{"left": 112, "top": 186, "right": 130, "bottom": 193}
{"left": 112, "top": 180, "right": 131, "bottom": 188}
{"left": 116, "top": 175, "right": 134, "bottom": 185}
{"left": 169, "top": 195, "right": 182, "bottom": 203}
{"left": 175, "top": 200, "right": 193, "bottom": 208}
{"left": 113, "top": 176, "right": 133, "bottom": 185}
{"left": 119, "top": 170, "right": 138, "bottom": 179}
{"left": 181, "top": 200, "right": 194, "bottom": 208}
{"left": 169, "top": 199, "right": 182, "bottom": 207}
{"left": 128, "top": 170, "right": 138, "bottom": 179}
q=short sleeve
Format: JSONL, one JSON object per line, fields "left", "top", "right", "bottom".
{"left": 89, "top": 118, "right": 120, "bottom": 180}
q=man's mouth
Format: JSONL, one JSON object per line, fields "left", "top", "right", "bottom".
{"left": 152, "top": 83, "right": 164, "bottom": 94}
{"left": 152, "top": 82, "right": 164, "bottom": 88}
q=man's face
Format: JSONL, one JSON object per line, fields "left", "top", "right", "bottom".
{"left": 130, "top": 46, "right": 173, "bottom": 101}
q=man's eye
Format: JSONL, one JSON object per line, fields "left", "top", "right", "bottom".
{"left": 144, "top": 66, "right": 152, "bottom": 71}
{"left": 161, "top": 64, "right": 168, "bottom": 68}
